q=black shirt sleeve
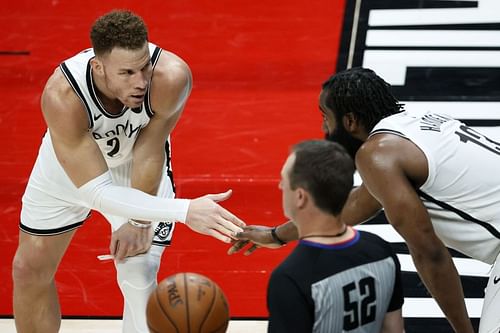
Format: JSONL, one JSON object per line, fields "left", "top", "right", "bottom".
{"left": 387, "top": 251, "right": 404, "bottom": 311}
{"left": 267, "top": 268, "right": 314, "bottom": 333}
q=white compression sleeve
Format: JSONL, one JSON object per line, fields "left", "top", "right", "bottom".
{"left": 78, "top": 171, "right": 190, "bottom": 223}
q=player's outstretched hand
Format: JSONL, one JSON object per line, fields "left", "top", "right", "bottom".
{"left": 186, "top": 189, "right": 246, "bottom": 243}
{"left": 227, "top": 225, "right": 283, "bottom": 256}
{"left": 110, "top": 222, "right": 154, "bottom": 262}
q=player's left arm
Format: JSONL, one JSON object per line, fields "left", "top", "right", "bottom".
{"left": 356, "top": 135, "right": 473, "bottom": 333}
{"left": 341, "top": 183, "right": 382, "bottom": 226}
{"left": 131, "top": 51, "right": 192, "bottom": 197}
{"left": 110, "top": 51, "right": 192, "bottom": 259}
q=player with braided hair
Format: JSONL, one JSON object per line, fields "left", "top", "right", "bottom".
{"left": 322, "top": 68, "right": 404, "bottom": 131}
{"left": 231, "top": 67, "right": 500, "bottom": 333}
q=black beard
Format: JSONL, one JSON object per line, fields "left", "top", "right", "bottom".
{"left": 325, "top": 126, "right": 363, "bottom": 160}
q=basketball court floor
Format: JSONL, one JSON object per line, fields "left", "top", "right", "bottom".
{"left": 0, "top": 319, "right": 267, "bottom": 333}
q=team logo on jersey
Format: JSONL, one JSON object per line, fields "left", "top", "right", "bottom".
{"left": 91, "top": 118, "right": 142, "bottom": 140}
{"left": 338, "top": 0, "right": 500, "bottom": 126}
{"left": 153, "top": 221, "right": 174, "bottom": 246}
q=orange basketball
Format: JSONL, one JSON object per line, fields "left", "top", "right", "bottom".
{"left": 146, "top": 272, "right": 230, "bottom": 333}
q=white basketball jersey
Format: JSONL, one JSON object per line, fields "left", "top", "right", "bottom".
{"left": 370, "top": 110, "right": 500, "bottom": 264}
{"left": 60, "top": 43, "right": 163, "bottom": 168}
{"left": 21, "top": 43, "right": 176, "bottom": 238}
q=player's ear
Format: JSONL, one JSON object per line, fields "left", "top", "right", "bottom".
{"left": 90, "top": 58, "right": 104, "bottom": 76}
{"left": 342, "top": 112, "right": 359, "bottom": 132}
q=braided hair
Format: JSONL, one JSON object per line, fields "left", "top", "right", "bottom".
{"left": 321, "top": 67, "right": 404, "bottom": 132}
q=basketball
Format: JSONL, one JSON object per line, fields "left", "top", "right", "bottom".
{"left": 146, "top": 272, "right": 230, "bottom": 333}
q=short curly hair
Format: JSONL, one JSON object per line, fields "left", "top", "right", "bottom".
{"left": 90, "top": 10, "right": 148, "bottom": 56}
{"left": 289, "top": 140, "right": 354, "bottom": 216}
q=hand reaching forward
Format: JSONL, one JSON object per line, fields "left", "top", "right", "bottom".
{"left": 110, "top": 221, "right": 154, "bottom": 262}
{"left": 227, "top": 225, "right": 284, "bottom": 255}
{"left": 186, "top": 190, "right": 246, "bottom": 243}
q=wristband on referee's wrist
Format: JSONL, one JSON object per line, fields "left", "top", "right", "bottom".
{"left": 128, "top": 219, "right": 152, "bottom": 229}
{"left": 271, "top": 226, "right": 287, "bottom": 245}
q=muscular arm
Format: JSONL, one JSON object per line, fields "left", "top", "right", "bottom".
{"left": 341, "top": 183, "right": 382, "bottom": 226}
{"left": 111, "top": 52, "right": 191, "bottom": 258}
{"left": 42, "top": 69, "right": 190, "bottom": 223}
{"left": 130, "top": 51, "right": 192, "bottom": 196}
{"left": 43, "top": 69, "right": 111, "bottom": 187}
{"left": 356, "top": 135, "right": 473, "bottom": 333}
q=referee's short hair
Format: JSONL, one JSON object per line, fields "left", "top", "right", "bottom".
{"left": 289, "top": 140, "right": 355, "bottom": 215}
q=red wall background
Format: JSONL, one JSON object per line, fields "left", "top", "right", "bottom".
{"left": 0, "top": 0, "right": 345, "bottom": 317}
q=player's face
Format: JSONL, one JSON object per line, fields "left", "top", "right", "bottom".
{"left": 319, "top": 90, "right": 363, "bottom": 159}
{"left": 318, "top": 92, "right": 336, "bottom": 135}
{"left": 100, "top": 43, "right": 153, "bottom": 108}
{"left": 279, "top": 153, "right": 297, "bottom": 220}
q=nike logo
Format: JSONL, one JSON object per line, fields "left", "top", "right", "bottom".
{"left": 93, "top": 113, "right": 103, "bottom": 121}
{"left": 494, "top": 276, "right": 500, "bottom": 284}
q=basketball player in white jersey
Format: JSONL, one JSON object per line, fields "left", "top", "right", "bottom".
{"left": 230, "top": 68, "right": 500, "bottom": 333}
{"left": 12, "top": 10, "right": 245, "bottom": 333}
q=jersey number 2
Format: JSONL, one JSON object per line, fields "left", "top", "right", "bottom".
{"left": 343, "top": 277, "right": 377, "bottom": 330}
{"left": 106, "top": 138, "right": 120, "bottom": 157}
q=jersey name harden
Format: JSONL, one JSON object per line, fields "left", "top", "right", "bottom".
{"left": 419, "top": 113, "right": 453, "bottom": 132}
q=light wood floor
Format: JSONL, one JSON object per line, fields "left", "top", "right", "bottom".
{"left": 0, "top": 319, "right": 268, "bottom": 333}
